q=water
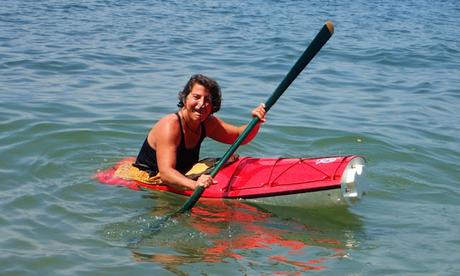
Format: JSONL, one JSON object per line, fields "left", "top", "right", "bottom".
{"left": 1, "top": 0, "right": 459, "bottom": 274}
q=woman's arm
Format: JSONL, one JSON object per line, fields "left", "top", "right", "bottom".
{"left": 153, "top": 115, "right": 212, "bottom": 190}
{"left": 205, "top": 103, "right": 266, "bottom": 145}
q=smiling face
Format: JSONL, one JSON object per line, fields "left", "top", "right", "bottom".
{"left": 178, "top": 74, "right": 222, "bottom": 114}
{"left": 183, "top": 83, "right": 213, "bottom": 122}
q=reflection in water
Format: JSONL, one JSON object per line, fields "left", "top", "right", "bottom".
{"left": 101, "top": 196, "right": 363, "bottom": 274}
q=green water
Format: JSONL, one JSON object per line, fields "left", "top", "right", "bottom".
{"left": 1, "top": 0, "right": 459, "bottom": 274}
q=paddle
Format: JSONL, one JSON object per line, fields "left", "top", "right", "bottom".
{"left": 176, "top": 21, "right": 335, "bottom": 213}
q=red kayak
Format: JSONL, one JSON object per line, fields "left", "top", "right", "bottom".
{"left": 96, "top": 155, "right": 366, "bottom": 208}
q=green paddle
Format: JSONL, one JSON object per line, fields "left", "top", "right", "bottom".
{"left": 176, "top": 21, "right": 335, "bottom": 213}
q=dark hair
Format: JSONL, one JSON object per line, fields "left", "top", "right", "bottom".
{"left": 177, "top": 74, "right": 222, "bottom": 113}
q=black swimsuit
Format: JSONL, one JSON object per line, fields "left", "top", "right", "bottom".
{"left": 133, "top": 113, "right": 206, "bottom": 176}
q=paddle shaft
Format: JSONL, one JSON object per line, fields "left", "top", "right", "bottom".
{"left": 176, "top": 21, "right": 334, "bottom": 213}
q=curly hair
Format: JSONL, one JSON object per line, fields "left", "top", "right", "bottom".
{"left": 177, "top": 74, "right": 222, "bottom": 113}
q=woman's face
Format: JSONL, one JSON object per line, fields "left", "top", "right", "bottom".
{"left": 184, "top": 83, "right": 213, "bottom": 122}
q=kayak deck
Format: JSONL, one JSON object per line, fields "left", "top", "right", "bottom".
{"left": 96, "top": 155, "right": 366, "bottom": 207}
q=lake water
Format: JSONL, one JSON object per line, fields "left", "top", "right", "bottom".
{"left": 1, "top": 0, "right": 459, "bottom": 274}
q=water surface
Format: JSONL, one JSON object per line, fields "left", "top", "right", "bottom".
{"left": 1, "top": 0, "right": 459, "bottom": 274}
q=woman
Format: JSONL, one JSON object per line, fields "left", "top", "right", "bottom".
{"left": 133, "top": 74, "right": 266, "bottom": 191}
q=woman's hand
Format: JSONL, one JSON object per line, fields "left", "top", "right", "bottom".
{"left": 195, "top": 174, "right": 214, "bottom": 189}
{"left": 251, "top": 103, "right": 266, "bottom": 122}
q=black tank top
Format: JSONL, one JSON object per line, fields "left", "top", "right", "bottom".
{"left": 133, "top": 113, "right": 206, "bottom": 176}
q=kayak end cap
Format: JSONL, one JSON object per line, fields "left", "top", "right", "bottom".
{"left": 340, "top": 156, "right": 367, "bottom": 204}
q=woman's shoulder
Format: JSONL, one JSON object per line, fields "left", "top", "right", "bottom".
{"left": 204, "top": 114, "right": 220, "bottom": 124}
{"left": 203, "top": 114, "right": 217, "bottom": 127}
{"left": 155, "top": 113, "right": 180, "bottom": 130}
{"left": 150, "top": 113, "right": 181, "bottom": 142}
{"left": 160, "top": 112, "right": 179, "bottom": 122}
{"left": 203, "top": 114, "right": 227, "bottom": 134}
